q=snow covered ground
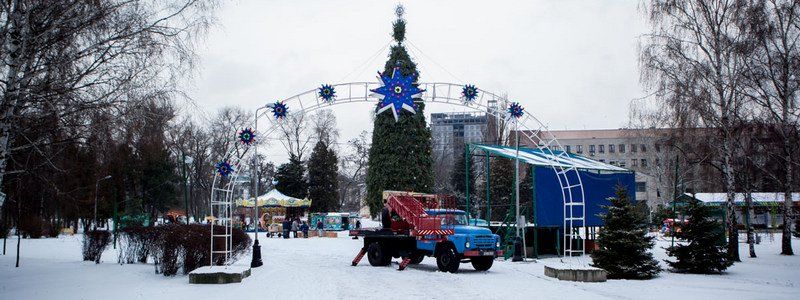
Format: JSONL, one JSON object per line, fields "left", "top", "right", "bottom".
{"left": 1, "top": 229, "right": 798, "bottom": 300}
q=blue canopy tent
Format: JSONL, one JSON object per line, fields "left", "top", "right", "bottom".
{"left": 465, "top": 144, "right": 635, "bottom": 256}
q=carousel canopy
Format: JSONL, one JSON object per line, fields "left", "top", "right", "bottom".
{"left": 236, "top": 189, "right": 312, "bottom": 208}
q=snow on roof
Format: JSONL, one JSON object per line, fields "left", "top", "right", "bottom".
{"left": 469, "top": 144, "right": 629, "bottom": 172}
{"left": 687, "top": 193, "right": 800, "bottom": 204}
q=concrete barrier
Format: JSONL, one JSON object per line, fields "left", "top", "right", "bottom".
{"left": 189, "top": 266, "right": 251, "bottom": 284}
{"left": 544, "top": 265, "right": 607, "bottom": 282}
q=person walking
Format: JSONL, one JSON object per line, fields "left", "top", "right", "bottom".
{"left": 300, "top": 221, "right": 309, "bottom": 238}
{"left": 291, "top": 219, "right": 299, "bottom": 238}
{"left": 282, "top": 218, "right": 290, "bottom": 239}
{"left": 352, "top": 219, "right": 361, "bottom": 240}
{"left": 316, "top": 219, "right": 324, "bottom": 238}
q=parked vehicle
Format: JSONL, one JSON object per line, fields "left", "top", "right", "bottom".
{"left": 349, "top": 191, "right": 502, "bottom": 272}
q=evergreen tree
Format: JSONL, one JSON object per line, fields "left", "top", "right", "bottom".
{"left": 488, "top": 158, "right": 514, "bottom": 221}
{"left": 274, "top": 155, "right": 307, "bottom": 199}
{"left": 591, "top": 186, "right": 661, "bottom": 279}
{"left": 450, "top": 151, "right": 475, "bottom": 211}
{"left": 665, "top": 200, "right": 733, "bottom": 274}
{"left": 365, "top": 6, "right": 434, "bottom": 217}
{"left": 308, "top": 140, "right": 339, "bottom": 212}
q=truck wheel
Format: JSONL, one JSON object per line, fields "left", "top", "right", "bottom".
{"left": 381, "top": 208, "right": 392, "bottom": 229}
{"left": 471, "top": 256, "right": 494, "bottom": 271}
{"left": 436, "top": 245, "right": 460, "bottom": 273}
{"left": 367, "top": 242, "right": 391, "bottom": 266}
{"left": 410, "top": 252, "right": 425, "bottom": 264}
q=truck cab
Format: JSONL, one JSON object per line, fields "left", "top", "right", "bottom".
{"left": 415, "top": 209, "right": 501, "bottom": 272}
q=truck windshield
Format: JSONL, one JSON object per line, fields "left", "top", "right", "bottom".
{"left": 440, "top": 214, "right": 468, "bottom": 226}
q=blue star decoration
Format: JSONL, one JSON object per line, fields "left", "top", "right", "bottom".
{"left": 508, "top": 102, "right": 525, "bottom": 119}
{"left": 318, "top": 84, "right": 336, "bottom": 102}
{"left": 370, "top": 68, "right": 425, "bottom": 121}
{"left": 462, "top": 84, "right": 479, "bottom": 102}
{"left": 238, "top": 128, "right": 256, "bottom": 145}
{"left": 271, "top": 101, "right": 288, "bottom": 119}
{"left": 215, "top": 160, "right": 234, "bottom": 177}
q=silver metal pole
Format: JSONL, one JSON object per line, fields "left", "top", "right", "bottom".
{"left": 254, "top": 108, "right": 262, "bottom": 241}
{"left": 515, "top": 120, "right": 520, "bottom": 239}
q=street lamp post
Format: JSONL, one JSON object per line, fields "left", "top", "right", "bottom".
{"left": 93, "top": 175, "right": 112, "bottom": 230}
{"left": 250, "top": 105, "right": 269, "bottom": 268}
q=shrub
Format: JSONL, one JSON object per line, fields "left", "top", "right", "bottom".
{"left": 19, "top": 215, "right": 44, "bottom": 238}
{"left": 83, "top": 230, "right": 112, "bottom": 263}
{"left": 116, "top": 224, "right": 250, "bottom": 276}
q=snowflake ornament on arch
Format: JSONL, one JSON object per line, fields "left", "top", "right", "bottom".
{"left": 462, "top": 84, "right": 479, "bottom": 103}
{"left": 507, "top": 102, "right": 525, "bottom": 120}
{"left": 318, "top": 84, "right": 336, "bottom": 103}
{"left": 370, "top": 67, "right": 425, "bottom": 121}
{"left": 271, "top": 101, "right": 288, "bottom": 120}
{"left": 238, "top": 128, "right": 256, "bottom": 145}
{"left": 215, "top": 160, "right": 234, "bottom": 177}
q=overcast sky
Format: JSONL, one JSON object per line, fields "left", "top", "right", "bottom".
{"left": 188, "top": 0, "right": 649, "bottom": 163}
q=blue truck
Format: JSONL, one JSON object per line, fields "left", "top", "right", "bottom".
{"left": 350, "top": 192, "right": 501, "bottom": 273}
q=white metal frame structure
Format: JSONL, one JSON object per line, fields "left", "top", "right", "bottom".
{"left": 209, "top": 82, "right": 586, "bottom": 264}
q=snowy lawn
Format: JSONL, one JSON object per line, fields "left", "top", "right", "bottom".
{"left": 1, "top": 231, "right": 798, "bottom": 300}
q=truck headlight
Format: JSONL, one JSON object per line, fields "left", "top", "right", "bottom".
{"left": 496, "top": 241, "right": 500, "bottom": 248}
{"left": 465, "top": 241, "right": 471, "bottom": 248}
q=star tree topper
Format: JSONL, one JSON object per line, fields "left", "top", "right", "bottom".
{"left": 370, "top": 68, "right": 425, "bottom": 121}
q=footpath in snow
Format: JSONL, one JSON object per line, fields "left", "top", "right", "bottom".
{"left": 0, "top": 230, "right": 799, "bottom": 300}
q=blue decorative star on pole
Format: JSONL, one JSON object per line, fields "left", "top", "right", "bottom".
{"left": 508, "top": 102, "right": 524, "bottom": 119}
{"left": 462, "top": 84, "right": 479, "bottom": 102}
{"left": 215, "top": 160, "right": 234, "bottom": 177}
{"left": 370, "top": 68, "right": 425, "bottom": 121}
{"left": 238, "top": 128, "right": 256, "bottom": 145}
{"left": 271, "top": 101, "right": 288, "bottom": 119}
{"left": 318, "top": 84, "right": 336, "bottom": 102}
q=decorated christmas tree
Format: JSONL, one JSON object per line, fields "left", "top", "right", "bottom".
{"left": 591, "top": 186, "right": 661, "bottom": 279}
{"left": 666, "top": 200, "right": 733, "bottom": 274}
{"left": 365, "top": 5, "right": 434, "bottom": 216}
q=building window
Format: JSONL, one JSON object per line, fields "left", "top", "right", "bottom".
{"left": 599, "top": 159, "right": 605, "bottom": 163}
{"left": 636, "top": 181, "right": 646, "bottom": 192}
{"left": 619, "top": 144, "right": 625, "bottom": 153}
{"left": 632, "top": 159, "right": 638, "bottom": 167}
{"left": 619, "top": 161, "right": 626, "bottom": 168}
{"left": 599, "top": 145, "right": 605, "bottom": 153}
{"left": 577, "top": 145, "right": 583, "bottom": 153}
{"left": 589, "top": 145, "right": 595, "bottom": 153}
{"left": 631, "top": 144, "right": 638, "bottom": 153}
{"left": 655, "top": 158, "right": 661, "bottom": 166}
{"left": 566, "top": 145, "right": 571, "bottom": 153}
{"left": 609, "top": 160, "right": 616, "bottom": 166}
{"left": 641, "top": 144, "right": 647, "bottom": 152}
{"left": 655, "top": 143, "right": 661, "bottom": 152}
{"left": 609, "top": 144, "right": 615, "bottom": 153}
{"left": 641, "top": 159, "right": 647, "bottom": 167}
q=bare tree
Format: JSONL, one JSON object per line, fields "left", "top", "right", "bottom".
{"left": 338, "top": 131, "right": 369, "bottom": 211}
{"left": 740, "top": 0, "right": 800, "bottom": 255}
{"left": 277, "top": 113, "right": 311, "bottom": 161}
{"left": 641, "top": 0, "right": 753, "bottom": 261}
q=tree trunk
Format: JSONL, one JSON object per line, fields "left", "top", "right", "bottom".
{"left": 723, "top": 138, "right": 740, "bottom": 262}
{"left": 782, "top": 149, "right": 794, "bottom": 255}
{"left": 745, "top": 191, "right": 756, "bottom": 258}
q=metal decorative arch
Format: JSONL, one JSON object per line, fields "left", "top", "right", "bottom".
{"left": 208, "top": 82, "right": 586, "bottom": 264}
